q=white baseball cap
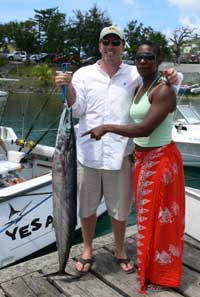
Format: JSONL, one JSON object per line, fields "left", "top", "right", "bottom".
{"left": 99, "top": 25, "right": 125, "bottom": 41}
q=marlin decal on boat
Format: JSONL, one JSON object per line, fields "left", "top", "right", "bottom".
{"left": 8, "top": 201, "right": 32, "bottom": 220}
{"left": 0, "top": 194, "right": 52, "bottom": 233}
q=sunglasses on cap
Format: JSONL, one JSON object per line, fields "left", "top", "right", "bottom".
{"left": 135, "top": 53, "right": 156, "bottom": 62}
{"left": 101, "top": 39, "right": 122, "bottom": 47}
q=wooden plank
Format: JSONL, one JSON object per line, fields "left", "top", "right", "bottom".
{"left": 178, "top": 265, "right": 200, "bottom": 297}
{"left": 106, "top": 230, "right": 200, "bottom": 296}
{"left": 0, "top": 225, "right": 199, "bottom": 297}
{"left": 1, "top": 277, "right": 37, "bottom": 297}
{"left": 1, "top": 271, "right": 64, "bottom": 297}
{"left": 0, "top": 252, "right": 58, "bottom": 283}
{"left": 42, "top": 259, "right": 125, "bottom": 297}
{"left": 0, "top": 225, "right": 137, "bottom": 284}
{"left": 183, "top": 241, "right": 200, "bottom": 272}
{"left": 0, "top": 288, "right": 6, "bottom": 297}
{"left": 185, "top": 234, "right": 200, "bottom": 250}
{"left": 104, "top": 236, "right": 138, "bottom": 264}
{"left": 185, "top": 234, "right": 200, "bottom": 249}
{"left": 23, "top": 271, "right": 66, "bottom": 297}
{"left": 146, "top": 292, "right": 183, "bottom": 297}
{"left": 91, "top": 248, "right": 182, "bottom": 297}
{"left": 104, "top": 235, "right": 137, "bottom": 255}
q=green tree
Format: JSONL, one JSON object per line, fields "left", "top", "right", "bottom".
{"left": 68, "top": 5, "right": 111, "bottom": 59}
{"left": 0, "top": 24, "right": 7, "bottom": 47}
{"left": 82, "top": 5, "right": 111, "bottom": 57}
{"left": 1, "top": 21, "right": 38, "bottom": 53}
{"left": 169, "top": 27, "right": 196, "bottom": 64}
{"left": 32, "top": 63, "right": 53, "bottom": 86}
{"left": 148, "top": 31, "right": 170, "bottom": 59}
{"left": 34, "top": 7, "right": 67, "bottom": 53}
{"left": 124, "top": 20, "right": 169, "bottom": 60}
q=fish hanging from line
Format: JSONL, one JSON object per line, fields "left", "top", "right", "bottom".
{"left": 51, "top": 106, "right": 78, "bottom": 277}
{"left": 50, "top": 63, "right": 78, "bottom": 278}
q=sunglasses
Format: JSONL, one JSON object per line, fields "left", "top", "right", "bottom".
{"left": 101, "top": 39, "right": 122, "bottom": 47}
{"left": 135, "top": 53, "right": 156, "bottom": 62}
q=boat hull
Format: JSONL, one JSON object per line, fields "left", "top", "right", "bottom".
{"left": 172, "top": 104, "right": 200, "bottom": 168}
{"left": 185, "top": 187, "right": 200, "bottom": 241}
{"left": 0, "top": 175, "right": 54, "bottom": 268}
{"left": 172, "top": 123, "right": 200, "bottom": 168}
{"left": 175, "top": 142, "right": 200, "bottom": 167}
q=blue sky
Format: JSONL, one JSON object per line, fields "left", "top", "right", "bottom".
{"left": 1, "top": 0, "right": 200, "bottom": 39}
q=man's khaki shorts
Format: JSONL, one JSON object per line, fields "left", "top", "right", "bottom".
{"left": 77, "top": 156, "right": 133, "bottom": 221}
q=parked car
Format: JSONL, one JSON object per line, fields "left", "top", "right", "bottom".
{"left": 52, "top": 54, "right": 64, "bottom": 63}
{"left": 188, "top": 54, "right": 199, "bottom": 64}
{"left": 38, "top": 53, "right": 48, "bottom": 62}
{"left": 28, "top": 54, "right": 41, "bottom": 63}
{"left": 7, "top": 51, "right": 27, "bottom": 61}
{"left": 80, "top": 56, "right": 97, "bottom": 65}
{"left": 123, "top": 59, "right": 135, "bottom": 65}
{"left": 52, "top": 53, "right": 80, "bottom": 65}
{"left": 180, "top": 56, "right": 188, "bottom": 64}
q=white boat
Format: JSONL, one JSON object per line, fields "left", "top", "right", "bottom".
{"left": 172, "top": 104, "right": 200, "bottom": 167}
{"left": 0, "top": 126, "right": 106, "bottom": 269}
{"left": 0, "top": 78, "right": 19, "bottom": 121}
{"left": 0, "top": 90, "right": 8, "bottom": 119}
{"left": 185, "top": 186, "right": 200, "bottom": 241}
{"left": 0, "top": 90, "right": 8, "bottom": 102}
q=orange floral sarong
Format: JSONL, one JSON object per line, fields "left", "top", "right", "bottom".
{"left": 134, "top": 141, "right": 185, "bottom": 293}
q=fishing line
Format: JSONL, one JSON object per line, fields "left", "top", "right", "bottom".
{"left": 18, "top": 85, "right": 57, "bottom": 151}
{"left": 20, "top": 92, "right": 31, "bottom": 139}
{"left": 24, "top": 62, "right": 70, "bottom": 142}
{"left": 20, "top": 114, "right": 60, "bottom": 162}
{"left": 18, "top": 63, "right": 71, "bottom": 154}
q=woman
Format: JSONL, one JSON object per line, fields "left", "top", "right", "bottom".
{"left": 82, "top": 41, "right": 185, "bottom": 293}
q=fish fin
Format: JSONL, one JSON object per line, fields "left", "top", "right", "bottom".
{"left": 44, "top": 271, "right": 81, "bottom": 281}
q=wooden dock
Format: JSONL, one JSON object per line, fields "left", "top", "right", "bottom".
{"left": 0, "top": 225, "right": 199, "bottom": 297}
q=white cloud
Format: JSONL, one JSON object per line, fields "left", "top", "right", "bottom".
{"left": 123, "top": 0, "right": 135, "bottom": 6}
{"left": 168, "top": 0, "right": 198, "bottom": 7}
{"left": 167, "top": 0, "right": 200, "bottom": 32}
{"left": 167, "top": 0, "right": 200, "bottom": 16}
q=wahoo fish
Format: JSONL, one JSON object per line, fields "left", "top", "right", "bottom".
{"left": 52, "top": 106, "right": 77, "bottom": 275}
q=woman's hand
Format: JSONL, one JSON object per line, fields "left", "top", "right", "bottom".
{"left": 55, "top": 71, "right": 73, "bottom": 89}
{"left": 81, "top": 125, "right": 106, "bottom": 140}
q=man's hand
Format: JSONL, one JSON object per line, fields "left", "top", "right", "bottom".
{"left": 163, "top": 68, "right": 179, "bottom": 85}
{"left": 55, "top": 71, "right": 73, "bottom": 89}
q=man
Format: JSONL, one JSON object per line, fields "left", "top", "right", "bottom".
{"left": 55, "top": 25, "right": 182, "bottom": 274}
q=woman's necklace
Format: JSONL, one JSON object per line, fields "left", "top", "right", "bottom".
{"left": 146, "top": 74, "right": 161, "bottom": 95}
{"left": 134, "top": 73, "right": 161, "bottom": 102}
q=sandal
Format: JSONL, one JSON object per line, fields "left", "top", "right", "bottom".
{"left": 115, "top": 256, "right": 135, "bottom": 274}
{"left": 75, "top": 257, "right": 93, "bottom": 274}
{"left": 147, "top": 284, "right": 168, "bottom": 292}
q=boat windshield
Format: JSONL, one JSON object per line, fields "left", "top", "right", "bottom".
{"left": 175, "top": 105, "right": 200, "bottom": 124}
